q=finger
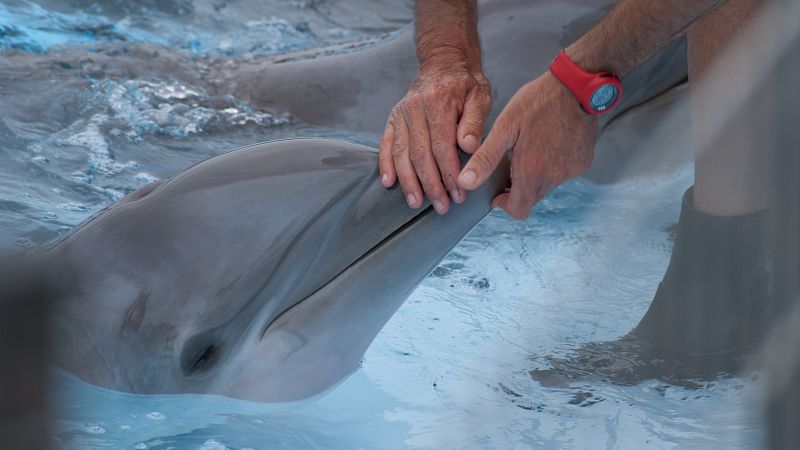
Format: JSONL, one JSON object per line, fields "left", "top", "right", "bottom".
{"left": 495, "top": 173, "right": 550, "bottom": 220}
{"left": 497, "top": 183, "right": 537, "bottom": 221}
{"left": 379, "top": 121, "right": 397, "bottom": 187}
{"left": 391, "top": 112, "right": 424, "bottom": 209}
{"left": 491, "top": 192, "right": 509, "bottom": 211}
{"left": 506, "top": 186, "right": 536, "bottom": 220}
{"left": 426, "top": 103, "right": 464, "bottom": 204}
{"left": 459, "top": 115, "right": 517, "bottom": 191}
{"left": 403, "top": 102, "right": 450, "bottom": 215}
{"left": 457, "top": 83, "right": 492, "bottom": 153}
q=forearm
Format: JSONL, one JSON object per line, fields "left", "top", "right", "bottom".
{"left": 414, "top": 0, "right": 481, "bottom": 72}
{"left": 567, "top": 0, "right": 728, "bottom": 77}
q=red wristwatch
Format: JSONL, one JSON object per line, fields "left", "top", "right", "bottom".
{"left": 549, "top": 50, "right": 622, "bottom": 115}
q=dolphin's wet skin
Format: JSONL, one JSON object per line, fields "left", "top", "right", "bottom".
{"left": 0, "top": 1, "right": 768, "bottom": 449}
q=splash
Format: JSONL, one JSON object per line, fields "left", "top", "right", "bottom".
{"left": 96, "top": 79, "right": 292, "bottom": 139}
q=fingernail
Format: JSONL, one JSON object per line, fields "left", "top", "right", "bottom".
{"left": 450, "top": 187, "right": 463, "bottom": 204}
{"left": 432, "top": 199, "right": 446, "bottom": 215}
{"left": 464, "top": 134, "right": 478, "bottom": 149}
{"left": 381, "top": 173, "right": 390, "bottom": 187}
{"left": 459, "top": 170, "right": 477, "bottom": 189}
{"left": 406, "top": 193, "right": 417, "bottom": 207}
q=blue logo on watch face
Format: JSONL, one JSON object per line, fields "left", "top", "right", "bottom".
{"left": 590, "top": 84, "right": 619, "bottom": 111}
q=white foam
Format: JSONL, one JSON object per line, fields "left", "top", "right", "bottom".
{"left": 146, "top": 411, "right": 166, "bottom": 421}
{"left": 198, "top": 439, "right": 228, "bottom": 450}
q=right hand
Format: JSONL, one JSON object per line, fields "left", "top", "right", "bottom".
{"left": 379, "top": 64, "right": 491, "bottom": 214}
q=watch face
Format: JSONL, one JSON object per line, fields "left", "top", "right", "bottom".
{"left": 590, "top": 83, "right": 620, "bottom": 112}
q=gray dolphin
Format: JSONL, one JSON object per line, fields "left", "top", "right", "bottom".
{"left": 230, "top": 0, "right": 688, "bottom": 133}
{"left": 47, "top": 138, "right": 508, "bottom": 402}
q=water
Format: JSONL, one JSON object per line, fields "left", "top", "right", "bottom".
{"left": 1, "top": 1, "right": 763, "bottom": 448}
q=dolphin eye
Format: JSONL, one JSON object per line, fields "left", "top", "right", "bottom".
{"left": 180, "top": 334, "right": 223, "bottom": 377}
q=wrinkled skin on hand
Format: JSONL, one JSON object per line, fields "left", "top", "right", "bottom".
{"left": 458, "top": 72, "right": 598, "bottom": 220}
{"left": 379, "top": 63, "right": 491, "bottom": 215}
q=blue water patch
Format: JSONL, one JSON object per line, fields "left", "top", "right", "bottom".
{"left": 0, "top": 0, "right": 364, "bottom": 56}
{"left": 0, "top": 2, "right": 167, "bottom": 52}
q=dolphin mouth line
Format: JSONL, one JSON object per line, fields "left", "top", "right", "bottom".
{"left": 179, "top": 202, "right": 435, "bottom": 382}
{"left": 258, "top": 202, "right": 435, "bottom": 340}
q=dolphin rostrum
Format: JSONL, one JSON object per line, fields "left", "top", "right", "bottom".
{"left": 47, "top": 138, "right": 508, "bottom": 402}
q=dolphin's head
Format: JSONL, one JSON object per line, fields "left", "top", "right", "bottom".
{"left": 50, "top": 138, "right": 506, "bottom": 402}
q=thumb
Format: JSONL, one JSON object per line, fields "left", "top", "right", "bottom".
{"left": 457, "top": 86, "right": 491, "bottom": 153}
{"left": 458, "top": 119, "right": 515, "bottom": 191}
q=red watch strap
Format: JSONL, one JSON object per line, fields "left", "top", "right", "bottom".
{"left": 549, "top": 50, "right": 595, "bottom": 100}
{"left": 549, "top": 50, "right": 623, "bottom": 115}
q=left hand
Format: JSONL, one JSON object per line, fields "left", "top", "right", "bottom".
{"left": 457, "top": 71, "right": 599, "bottom": 220}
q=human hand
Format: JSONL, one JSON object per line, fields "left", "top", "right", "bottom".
{"left": 457, "top": 72, "right": 598, "bottom": 220}
{"left": 379, "top": 63, "right": 491, "bottom": 214}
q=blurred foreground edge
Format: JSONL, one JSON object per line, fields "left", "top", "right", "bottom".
{"left": 765, "top": 0, "right": 800, "bottom": 448}
{"left": 0, "top": 255, "right": 59, "bottom": 450}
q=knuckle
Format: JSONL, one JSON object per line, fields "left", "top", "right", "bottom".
{"left": 404, "top": 96, "right": 423, "bottom": 115}
{"left": 409, "top": 145, "right": 426, "bottom": 160}
{"left": 479, "top": 90, "right": 493, "bottom": 109}
{"left": 380, "top": 147, "right": 394, "bottom": 163}
{"left": 379, "top": 131, "right": 393, "bottom": 148}
{"left": 460, "top": 119, "right": 481, "bottom": 132}
{"left": 425, "top": 101, "right": 445, "bottom": 119}
{"left": 473, "top": 152, "right": 492, "bottom": 172}
{"left": 390, "top": 105, "right": 403, "bottom": 120}
{"left": 391, "top": 141, "right": 406, "bottom": 158}
{"left": 430, "top": 136, "right": 454, "bottom": 154}
{"left": 422, "top": 88, "right": 443, "bottom": 104}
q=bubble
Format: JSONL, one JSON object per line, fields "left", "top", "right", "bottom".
{"left": 218, "top": 38, "right": 233, "bottom": 51}
{"left": 198, "top": 439, "right": 227, "bottom": 450}
{"left": 60, "top": 114, "right": 139, "bottom": 177}
{"left": 70, "top": 172, "right": 93, "bottom": 184}
{"left": 134, "top": 172, "right": 160, "bottom": 184}
{"left": 85, "top": 424, "right": 106, "bottom": 434}
{"left": 15, "top": 237, "right": 33, "bottom": 248}
{"left": 60, "top": 202, "right": 88, "bottom": 212}
{"left": 146, "top": 411, "right": 165, "bottom": 421}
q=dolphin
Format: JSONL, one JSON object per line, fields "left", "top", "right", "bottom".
{"left": 229, "top": 0, "right": 688, "bottom": 132}
{"left": 46, "top": 138, "right": 508, "bottom": 402}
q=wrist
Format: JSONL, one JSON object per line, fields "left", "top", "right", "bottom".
{"left": 564, "top": 33, "right": 630, "bottom": 78}
{"left": 541, "top": 71, "right": 600, "bottom": 126}
{"left": 417, "top": 41, "right": 482, "bottom": 74}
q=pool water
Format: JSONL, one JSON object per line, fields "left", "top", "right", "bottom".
{"left": 0, "top": 1, "right": 763, "bottom": 448}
